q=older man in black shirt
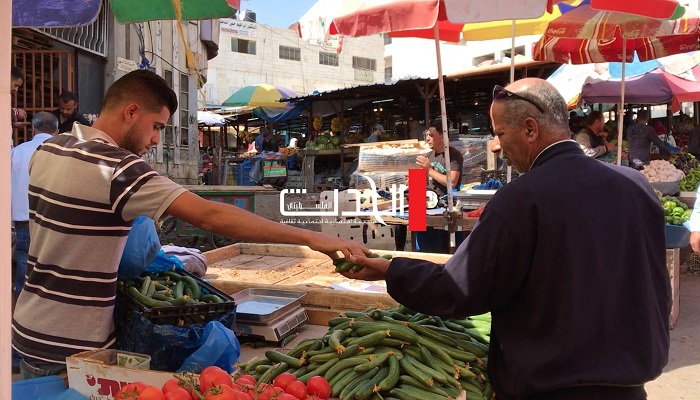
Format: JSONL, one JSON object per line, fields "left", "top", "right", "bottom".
{"left": 51, "top": 91, "right": 91, "bottom": 133}
{"left": 343, "top": 78, "right": 670, "bottom": 400}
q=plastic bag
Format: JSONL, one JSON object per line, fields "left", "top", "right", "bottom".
{"left": 118, "top": 216, "right": 161, "bottom": 280}
{"left": 178, "top": 321, "right": 241, "bottom": 373}
{"left": 145, "top": 249, "right": 185, "bottom": 274}
{"left": 115, "top": 309, "right": 236, "bottom": 372}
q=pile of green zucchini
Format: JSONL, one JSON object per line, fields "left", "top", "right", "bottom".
{"left": 239, "top": 305, "right": 493, "bottom": 400}
{"left": 117, "top": 271, "right": 228, "bottom": 326}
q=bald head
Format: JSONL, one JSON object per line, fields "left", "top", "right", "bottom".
{"left": 490, "top": 78, "right": 571, "bottom": 172}
{"left": 501, "top": 78, "right": 570, "bottom": 138}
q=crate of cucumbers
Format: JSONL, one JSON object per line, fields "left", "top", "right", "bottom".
{"left": 115, "top": 269, "right": 238, "bottom": 372}
{"left": 116, "top": 269, "right": 236, "bottom": 325}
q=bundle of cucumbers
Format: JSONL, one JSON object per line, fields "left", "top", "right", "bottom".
{"left": 239, "top": 305, "right": 493, "bottom": 400}
{"left": 117, "top": 270, "right": 230, "bottom": 326}
{"left": 333, "top": 253, "right": 393, "bottom": 273}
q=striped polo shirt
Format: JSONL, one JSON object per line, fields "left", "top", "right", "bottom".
{"left": 12, "top": 124, "right": 187, "bottom": 364}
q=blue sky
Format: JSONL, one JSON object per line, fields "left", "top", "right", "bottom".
{"left": 240, "top": 0, "right": 319, "bottom": 28}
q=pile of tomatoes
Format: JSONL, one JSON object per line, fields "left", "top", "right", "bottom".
{"left": 114, "top": 366, "right": 332, "bottom": 400}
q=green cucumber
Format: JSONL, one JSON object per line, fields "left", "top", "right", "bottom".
{"left": 377, "top": 354, "right": 400, "bottom": 391}
{"left": 127, "top": 287, "right": 172, "bottom": 308}
{"left": 265, "top": 350, "right": 303, "bottom": 368}
{"left": 180, "top": 274, "right": 201, "bottom": 299}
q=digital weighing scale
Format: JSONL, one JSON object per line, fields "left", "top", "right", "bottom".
{"left": 234, "top": 306, "right": 308, "bottom": 342}
{"left": 232, "top": 288, "right": 309, "bottom": 342}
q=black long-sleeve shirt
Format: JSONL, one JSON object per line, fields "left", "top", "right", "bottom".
{"left": 627, "top": 122, "right": 674, "bottom": 164}
{"left": 386, "top": 141, "right": 670, "bottom": 399}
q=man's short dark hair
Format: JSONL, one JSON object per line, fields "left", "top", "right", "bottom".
{"left": 11, "top": 66, "right": 24, "bottom": 81}
{"left": 59, "top": 91, "right": 78, "bottom": 103}
{"left": 430, "top": 121, "right": 443, "bottom": 134}
{"left": 102, "top": 70, "right": 178, "bottom": 116}
{"left": 10, "top": 67, "right": 24, "bottom": 80}
{"left": 637, "top": 110, "right": 650, "bottom": 122}
{"left": 586, "top": 111, "right": 603, "bottom": 126}
{"left": 32, "top": 111, "right": 59, "bottom": 134}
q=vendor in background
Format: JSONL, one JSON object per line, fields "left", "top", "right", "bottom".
{"left": 414, "top": 122, "right": 465, "bottom": 253}
{"left": 573, "top": 111, "right": 615, "bottom": 158}
{"left": 11, "top": 70, "right": 368, "bottom": 379}
{"left": 343, "top": 78, "right": 670, "bottom": 400}
{"left": 51, "top": 91, "right": 92, "bottom": 133}
{"left": 367, "top": 124, "right": 384, "bottom": 142}
{"left": 254, "top": 127, "right": 279, "bottom": 152}
{"left": 627, "top": 110, "right": 677, "bottom": 165}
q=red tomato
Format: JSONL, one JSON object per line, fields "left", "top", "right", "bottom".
{"left": 235, "top": 375, "right": 256, "bottom": 386}
{"left": 231, "top": 392, "right": 253, "bottom": 400}
{"left": 200, "top": 366, "right": 233, "bottom": 393}
{"left": 272, "top": 372, "right": 297, "bottom": 391}
{"left": 162, "top": 378, "right": 183, "bottom": 394}
{"left": 276, "top": 394, "right": 298, "bottom": 400}
{"left": 204, "top": 385, "right": 236, "bottom": 400}
{"left": 284, "top": 381, "right": 307, "bottom": 400}
{"left": 139, "top": 386, "right": 166, "bottom": 400}
{"left": 306, "top": 376, "right": 331, "bottom": 399}
{"left": 164, "top": 388, "right": 192, "bottom": 400}
{"left": 115, "top": 382, "right": 149, "bottom": 399}
{"left": 244, "top": 384, "right": 281, "bottom": 400}
{"left": 303, "top": 397, "right": 320, "bottom": 400}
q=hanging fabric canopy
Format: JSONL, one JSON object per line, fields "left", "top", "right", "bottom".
{"left": 12, "top": 0, "right": 240, "bottom": 27}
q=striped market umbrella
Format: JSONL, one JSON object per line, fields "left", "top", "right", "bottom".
{"left": 533, "top": 1, "right": 700, "bottom": 165}
{"left": 296, "top": 0, "right": 568, "bottom": 240}
{"left": 222, "top": 84, "right": 298, "bottom": 108}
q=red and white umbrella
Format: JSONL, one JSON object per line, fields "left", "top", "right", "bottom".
{"left": 533, "top": 2, "right": 700, "bottom": 164}
{"left": 296, "top": 0, "right": 566, "bottom": 239}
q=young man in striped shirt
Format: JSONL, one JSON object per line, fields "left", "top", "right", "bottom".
{"left": 12, "top": 70, "right": 368, "bottom": 378}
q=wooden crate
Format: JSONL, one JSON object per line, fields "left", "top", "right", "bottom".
{"left": 203, "top": 243, "right": 450, "bottom": 314}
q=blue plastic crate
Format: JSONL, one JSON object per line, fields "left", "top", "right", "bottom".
{"left": 12, "top": 375, "right": 69, "bottom": 400}
{"left": 665, "top": 224, "right": 690, "bottom": 249}
{"left": 232, "top": 162, "right": 254, "bottom": 186}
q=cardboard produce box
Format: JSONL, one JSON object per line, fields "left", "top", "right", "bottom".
{"left": 67, "top": 350, "right": 174, "bottom": 400}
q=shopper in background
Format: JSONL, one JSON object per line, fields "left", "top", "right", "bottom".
{"left": 652, "top": 120, "right": 677, "bottom": 151}
{"left": 12, "top": 70, "right": 368, "bottom": 379}
{"left": 627, "top": 110, "right": 677, "bottom": 164}
{"left": 367, "top": 124, "right": 384, "bottom": 142}
{"left": 344, "top": 78, "right": 670, "bottom": 400}
{"left": 573, "top": 111, "right": 615, "bottom": 158}
{"left": 51, "top": 91, "right": 92, "bottom": 133}
{"left": 10, "top": 67, "right": 31, "bottom": 136}
{"left": 11, "top": 111, "right": 59, "bottom": 298}
{"left": 408, "top": 118, "right": 424, "bottom": 141}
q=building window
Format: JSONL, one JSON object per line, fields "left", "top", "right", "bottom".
{"left": 384, "top": 66, "right": 392, "bottom": 82}
{"left": 164, "top": 70, "right": 174, "bottom": 147}
{"left": 180, "top": 73, "right": 189, "bottom": 147}
{"left": 383, "top": 34, "right": 392, "bottom": 45}
{"left": 473, "top": 54, "right": 495, "bottom": 67}
{"left": 319, "top": 51, "right": 339, "bottom": 66}
{"left": 503, "top": 45, "right": 525, "bottom": 59}
{"left": 231, "top": 38, "right": 257, "bottom": 55}
{"left": 279, "top": 45, "right": 301, "bottom": 61}
{"left": 352, "top": 56, "right": 376, "bottom": 71}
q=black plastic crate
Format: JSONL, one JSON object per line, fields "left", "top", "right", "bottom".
{"left": 480, "top": 169, "right": 518, "bottom": 185}
{"left": 117, "top": 269, "right": 236, "bottom": 325}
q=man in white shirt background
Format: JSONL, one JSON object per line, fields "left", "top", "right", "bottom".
{"left": 11, "top": 111, "right": 58, "bottom": 300}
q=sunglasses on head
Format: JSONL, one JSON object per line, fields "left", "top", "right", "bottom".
{"left": 492, "top": 85, "right": 545, "bottom": 114}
